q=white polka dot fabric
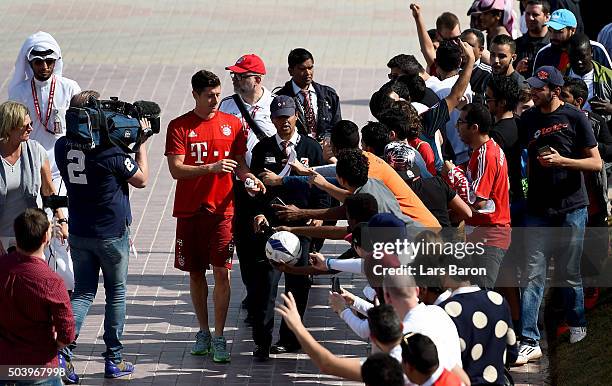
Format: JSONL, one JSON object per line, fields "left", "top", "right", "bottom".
{"left": 439, "top": 289, "right": 519, "bottom": 385}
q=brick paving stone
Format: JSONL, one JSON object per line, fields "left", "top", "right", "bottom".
{"left": 0, "top": 1, "right": 547, "bottom": 385}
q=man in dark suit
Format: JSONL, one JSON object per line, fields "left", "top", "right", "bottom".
{"left": 275, "top": 48, "right": 342, "bottom": 140}
{"left": 249, "top": 95, "right": 330, "bottom": 360}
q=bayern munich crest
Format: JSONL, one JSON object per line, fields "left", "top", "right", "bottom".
{"left": 221, "top": 124, "right": 232, "bottom": 136}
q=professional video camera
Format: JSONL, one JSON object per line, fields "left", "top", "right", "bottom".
{"left": 42, "top": 194, "right": 69, "bottom": 210}
{"left": 65, "top": 97, "right": 161, "bottom": 153}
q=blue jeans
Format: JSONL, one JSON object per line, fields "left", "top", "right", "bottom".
{"left": 64, "top": 230, "right": 130, "bottom": 362}
{"left": 474, "top": 245, "right": 506, "bottom": 290}
{"left": 520, "top": 207, "right": 587, "bottom": 343}
{"left": 0, "top": 376, "right": 62, "bottom": 386}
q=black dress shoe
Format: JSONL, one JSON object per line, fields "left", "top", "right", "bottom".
{"left": 270, "top": 342, "right": 301, "bottom": 354}
{"left": 253, "top": 345, "right": 270, "bottom": 361}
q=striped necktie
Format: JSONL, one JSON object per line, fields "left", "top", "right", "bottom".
{"left": 300, "top": 90, "right": 317, "bottom": 137}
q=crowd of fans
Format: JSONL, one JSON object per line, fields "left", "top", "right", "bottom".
{"left": 1, "top": 0, "right": 612, "bottom": 385}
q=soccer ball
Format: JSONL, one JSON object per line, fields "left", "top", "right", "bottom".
{"left": 265, "top": 231, "right": 302, "bottom": 265}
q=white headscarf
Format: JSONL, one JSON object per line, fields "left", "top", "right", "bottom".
{"left": 8, "top": 31, "right": 64, "bottom": 96}
{"left": 502, "top": 0, "right": 520, "bottom": 39}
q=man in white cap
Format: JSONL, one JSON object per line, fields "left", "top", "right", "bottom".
{"left": 8, "top": 32, "right": 81, "bottom": 294}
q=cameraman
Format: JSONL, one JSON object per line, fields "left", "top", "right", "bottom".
{"left": 54, "top": 91, "right": 149, "bottom": 380}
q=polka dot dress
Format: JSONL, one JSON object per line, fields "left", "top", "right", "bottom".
{"left": 439, "top": 289, "right": 519, "bottom": 384}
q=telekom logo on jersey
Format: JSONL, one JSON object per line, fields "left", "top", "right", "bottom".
{"left": 190, "top": 142, "right": 230, "bottom": 164}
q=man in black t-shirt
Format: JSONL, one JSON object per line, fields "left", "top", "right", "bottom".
{"left": 486, "top": 75, "right": 524, "bottom": 204}
{"left": 515, "top": 0, "right": 551, "bottom": 77}
{"left": 489, "top": 35, "right": 527, "bottom": 90}
{"left": 516, "top": 66, "right": 602, "bottom": 366}
{"left": 460, "top": 29, "right": 492, "bottom": 105}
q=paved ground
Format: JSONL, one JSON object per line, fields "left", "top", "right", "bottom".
{"left": 0, "top": 1, "right": 547, "bottom": 385}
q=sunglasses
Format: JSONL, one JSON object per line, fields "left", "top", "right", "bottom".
{"left": 443, "top": 36, "right": 462, "bottom": 44}
{"left": 230, "top": 72, "right": 258, "bottom": 81}
{"left": 31, "top": 58, "right": 56, "bottom": 66}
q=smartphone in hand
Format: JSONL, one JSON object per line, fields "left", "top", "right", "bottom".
{"left": 331, "top": 277, "right": 341, "bottom": 293}
{"left": 538, "top": 145, "right": 553, "bottom": 156}
{"left": 270, "top": 196, "right": 287, "bottom": 207}
{"left": 589, "top": 96, "right": 603, "bottom": 104}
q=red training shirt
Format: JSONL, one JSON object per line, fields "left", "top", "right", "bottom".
{"left": 431, "top": 368, "right": 463, "bottom": 386}
{"left": 409, "top": 137, "right": 437, "bottom": 175}
{"left": 444, "top": 139, "right": 511, "bottom": 249}
{"left": 0, "top": 252, "right": 75, "bottom": 367}
{"left": 165, "top": 111, "right": 247, "bottom": 218}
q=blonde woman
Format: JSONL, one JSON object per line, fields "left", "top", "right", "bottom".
{"left": 0, "top": 101, "right": 67, "bottom": 255}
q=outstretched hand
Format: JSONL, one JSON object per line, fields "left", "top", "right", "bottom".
{"left": 410, "top": 3, "right": 422, "bottom": 18}
{"left": 590, "top": 100, "right": 612, "bottom": 115}
{"left": 328, "top": 291, "right": 348, "bottom": 314}
{"left": 309, "top": 252, "right": 327, "bottom": 271}
{"left": 272, "top": 204, "right": 305, "bottom": 221}
{"left": 259, "top": 168, "right": 282, "bottom": 186}
{"left": 290, "top": 160, "right": 316, "bottom": 176}
{"left": 275, "top": 292, "right": 303, "bottom": 332}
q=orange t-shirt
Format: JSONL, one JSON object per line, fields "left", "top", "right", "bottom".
{"left": 363, "top": 151, "right": 440, "bottom": 228}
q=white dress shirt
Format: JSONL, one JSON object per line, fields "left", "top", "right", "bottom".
{"left": 219, "top": 87, "right": 277, "bottom": 166}
{"left": 403, "top": 303, "right": 463, "bottom": 371}
{"left": 292, "top": 80, "right": 318, "bottom": 118}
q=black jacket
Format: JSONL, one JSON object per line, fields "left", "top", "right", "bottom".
{"left": 470, "top": 66, "right": 492, "bottom": 106}
{"left": 587, "top": 110, "right": 612, "bottom": 163}
{"left": 532, "top": 41, "right": 612, "bottom": 75}
{"left": 275, "top": 80, "right": 342, "bottom": 140}
{"left": 250, "top": 134, "right": 330, "bottom": 225}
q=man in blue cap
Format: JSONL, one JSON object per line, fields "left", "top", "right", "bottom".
{"left": 248, "top": 95, "right": 329, "bottom": 360}
{"left": 516, "top": 65, "right": 602, "bottom": 365}
{"left": 532, "top": 9, "right": 611, "bottom": 74}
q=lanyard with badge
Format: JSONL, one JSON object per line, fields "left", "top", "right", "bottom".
{"left": 31, "top": 75, "right": 59, "bottom": 134}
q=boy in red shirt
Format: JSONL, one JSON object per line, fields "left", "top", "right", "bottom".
{"left": 165, "top": 70, "right": 263, "bottom": 363}
{"left": 0, "top": 209, "right": 75, "bottom": 385}
{"left": 401, "top": 333, "right": 463, "bottom": 386}
{"left": 443, "top": 103, "right": 511, "bottom": 289}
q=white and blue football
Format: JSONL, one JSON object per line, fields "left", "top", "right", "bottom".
{"left": 265, "top": 231, "right": 301, "bottom": 265}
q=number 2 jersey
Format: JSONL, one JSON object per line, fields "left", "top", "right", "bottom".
{"left": 55, "top": 137, "right": 138, "bottom": 238}
{"left": 165, "top": 111, "right": 247, "bottom": 218}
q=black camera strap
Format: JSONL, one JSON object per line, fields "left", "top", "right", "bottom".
{"left": 232, "top": 94, "right": 267, "bottom": 141}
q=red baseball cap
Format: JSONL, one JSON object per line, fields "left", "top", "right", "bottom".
{"left": 225, "top": 54, "right": 266, "bottom": 75}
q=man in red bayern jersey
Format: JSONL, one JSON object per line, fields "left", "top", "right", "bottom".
{"left": 165, "top": 70, "right": 264, "bottom": 363}
{"left": 442, "top": 103, "right": 511, "bottom": 290}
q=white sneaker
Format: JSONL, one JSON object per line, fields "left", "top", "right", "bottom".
{"left": 569, "top": 326, "right": 587, "bottom": 344}
{"left": 514, "top": 343, "right": 542, "bottom": 365}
